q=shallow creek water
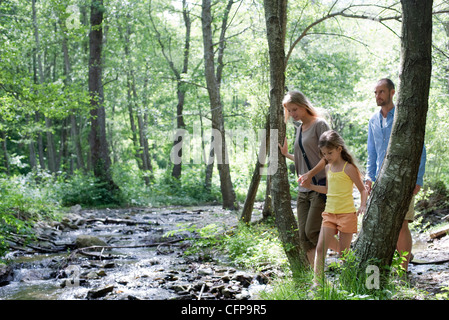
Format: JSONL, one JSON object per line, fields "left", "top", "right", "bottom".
{"left": 0, "top": 205, "right": 269, "bottom": 300}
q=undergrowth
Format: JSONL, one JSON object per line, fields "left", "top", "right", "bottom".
{"left": 177, "top": 218, "right": 438, "bottom": 300}
{"left": 0, "top": 171, "right": 62, "bottom": 258}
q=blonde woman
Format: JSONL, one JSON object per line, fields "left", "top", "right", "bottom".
{"left": 279, "top": 90, "right": 330, "bottom": 267}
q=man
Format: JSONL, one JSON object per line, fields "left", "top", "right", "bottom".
{"left": 365, "top": 78, "right": 426, "bottom": 272}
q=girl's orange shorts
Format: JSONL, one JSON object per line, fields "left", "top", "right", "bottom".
{"left": 321, "top": 212, "right": 357, "bottom": 234}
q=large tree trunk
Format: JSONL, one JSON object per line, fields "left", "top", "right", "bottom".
{"left": 354, "top": 0, "right": 432, "bottom": 280}
{"left": 88, "top": 0, "right": 114, "bottom": 187}
{"left": 201, "top": 0, "right": 237, "bottom": 210}
{"left": 264, "top": 0, "right": 308, "bottom": 274}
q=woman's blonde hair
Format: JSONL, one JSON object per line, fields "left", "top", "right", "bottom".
{"left": 282, "top": 90, "right": 318, "bottom": 123}
{"left": 318, "top": 130, "right": 362, "bottom": 178}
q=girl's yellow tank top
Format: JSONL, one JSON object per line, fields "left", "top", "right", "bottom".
{"left": 324, "top": 162, "right": 356, "bottom": 214}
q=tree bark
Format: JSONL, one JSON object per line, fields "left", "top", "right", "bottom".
{"left": 354, "top": 0, "right": 432, "bottom": 279}
{"left": 201, "top": 0, "right": 238, "bottom": 210}
{"left": 241, "top": 116, "right": 271, "bottom": 223}
{"left": 171, "top": 0, "right": 191, "bottom": 179}
{"left": 264, "top": 0, "right": 308, "bottom": 274}
{"left": 88, "top": 0, "right": 115, "bottom": 187}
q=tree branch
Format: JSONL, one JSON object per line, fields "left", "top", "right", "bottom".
{"left": 285, "top": 4, "right": 401, "bottom": 67}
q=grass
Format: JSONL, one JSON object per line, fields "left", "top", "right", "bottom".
{"left": 180, "top": 217, "right": 442, "bottom": 300}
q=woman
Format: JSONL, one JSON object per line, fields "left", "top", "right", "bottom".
{"left": 278, "top": 90, "right": 330, "bottom": 267}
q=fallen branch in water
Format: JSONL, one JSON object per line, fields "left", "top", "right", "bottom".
{"left": 410, "top": 258, "right": 449, "bottom": 265}
{"left": 430, "top": 227, "right": 449, "bottom": 240}
{"left": 69, "top": 238, "right": 186, "bottom": 260}
{"left": 84, "top": 217, "right": 157, "bottom": 226}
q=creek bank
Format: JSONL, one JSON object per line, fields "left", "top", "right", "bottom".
{"left": 408, "top": 195, "right": 449, "bottom": 296}
{"left": 0, "top": 205, "right": 272, "bottom": 300}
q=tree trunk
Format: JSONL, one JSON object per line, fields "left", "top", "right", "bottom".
{"left": 199, "top": 107, "right": 214, "bottom": 192}
{"left": 171, "top": 0, "right": 190, "bottom": 179}
{"left": 149, "top": 0, "right": 191, "bottom": 180}
{"left": 88, "top": 0, "right": 114, "bottom": 187}
{"left": 201, "top": 0, "right": 238, "bottom": 210}
{"left": 142, "top": 67, "right": 153, "bottom": 176}
{"left": 45, "top": 117, "right": 57, "bottom": 173}
{"left": 241, "top": 116, "right": 271, "bottom": 223}
{"left": 127, "top": 81, "right": 140, "bottom": 168}
{"left": 0, "top": 129, "right": 10, "bottom": 175}
{"left": 264, "top": 0, "right": 308, "bottom": 274}
{"left": 121, "top": 16, "right": 152, "bottom": 184}
{"left": 354, "top": 0, "right": 432, "bottom": 280}
{"left": 120, "top": 18, "right": 141, "bottom": 170}
{"left": 32, "top": 0, "right": 57, "bottom": 173}
{"left": 262, "top": 174, "right": 273, "bottom": 219}
{"left": 132, "top": 73, "right": 152, "bottom": 184}
{"left": 58, "top": 8, "right": 85, "bottom": 173}
{"left": 35, "top": 111, "right": 46, "bottom": 170}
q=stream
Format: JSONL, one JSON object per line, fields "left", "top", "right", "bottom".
{"left": 1, "top": 202, "right": 448, "bottom": 300}
{"left": 0, "top": 205, "right": 270, "bottom": 300}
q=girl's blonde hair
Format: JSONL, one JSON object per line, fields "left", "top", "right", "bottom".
{"left": 282, "top": 90, "right": 318, "bottom": 123}
{"left": 318, "top": 130, "right": 362, "bottom": 178}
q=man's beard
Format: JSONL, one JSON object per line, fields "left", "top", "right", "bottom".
{"left": 377, "top": 97, "right": 390, "bottom": 106}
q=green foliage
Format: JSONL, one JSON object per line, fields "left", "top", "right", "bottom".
{"left": 222, "top": 220, "right": 288, "bottom": 271}
{"left": 55, "top": 171, "right": 123, "bottom": 208}
{"left": 165, "top": 222, "right": 226, "bottom": 261}
{"left": 169, "top": 218, "right": 288, "bottom": 271}
{"left": 147, "top": 166, "right": 221, "bottom": 206}
{"left": 0, "top": 172, "right": 61, "bottom": 258}
{"left": 435, "top": 287, "right": 449, "bottom": 300}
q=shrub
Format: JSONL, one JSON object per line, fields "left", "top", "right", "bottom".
{"left": 0, "top": 172, "right": 61, "bottom": 258}
{"left": 56, "top": 171, "right": 122, "bottom": 207}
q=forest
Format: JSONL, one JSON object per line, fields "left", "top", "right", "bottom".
{"left": 1, "top": 0, "right": 449, "bottom": 301}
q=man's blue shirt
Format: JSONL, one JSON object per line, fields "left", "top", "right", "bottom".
{"left": 366, "top": 107, "right": 426, "bottom": 186}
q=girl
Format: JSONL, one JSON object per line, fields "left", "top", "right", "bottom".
{"left": 300, "top": 130, "right": 367, "bottom": 284}
{"left": 278, "top": 90, "right": 330, "bottom": 267}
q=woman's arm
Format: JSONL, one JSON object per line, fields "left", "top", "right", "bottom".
{"left": 278, "top": 136, "right": 294, "bottom": 161}
{"left": 297, "top": 158, "right": 326, "bottom": 184}
{"left": 300, "top": 165, "right": 328, "bottom": 194}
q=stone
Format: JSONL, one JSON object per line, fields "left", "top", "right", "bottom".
{"left": 0, "top": 264, "right": 13, "bottom": 287}
{"left": 148, "top": 257, "right": 160, "bottom": 265}
{"left": 70, "top": 204, "right": 82, "bottom": 213}
{"left": 231, "top": 272, "right": 253, "bottom": 288}
{"left": 87, "top": 285, "right": 115, "bottom": 299}
{"left": 235, "top": 289, "right": 251, "bottom": 300}
{"left": 198, "top": 267, "right": 214, "bottom": 276}
{"left": 75, "top": 235, "right": 107, "bottom": 248}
